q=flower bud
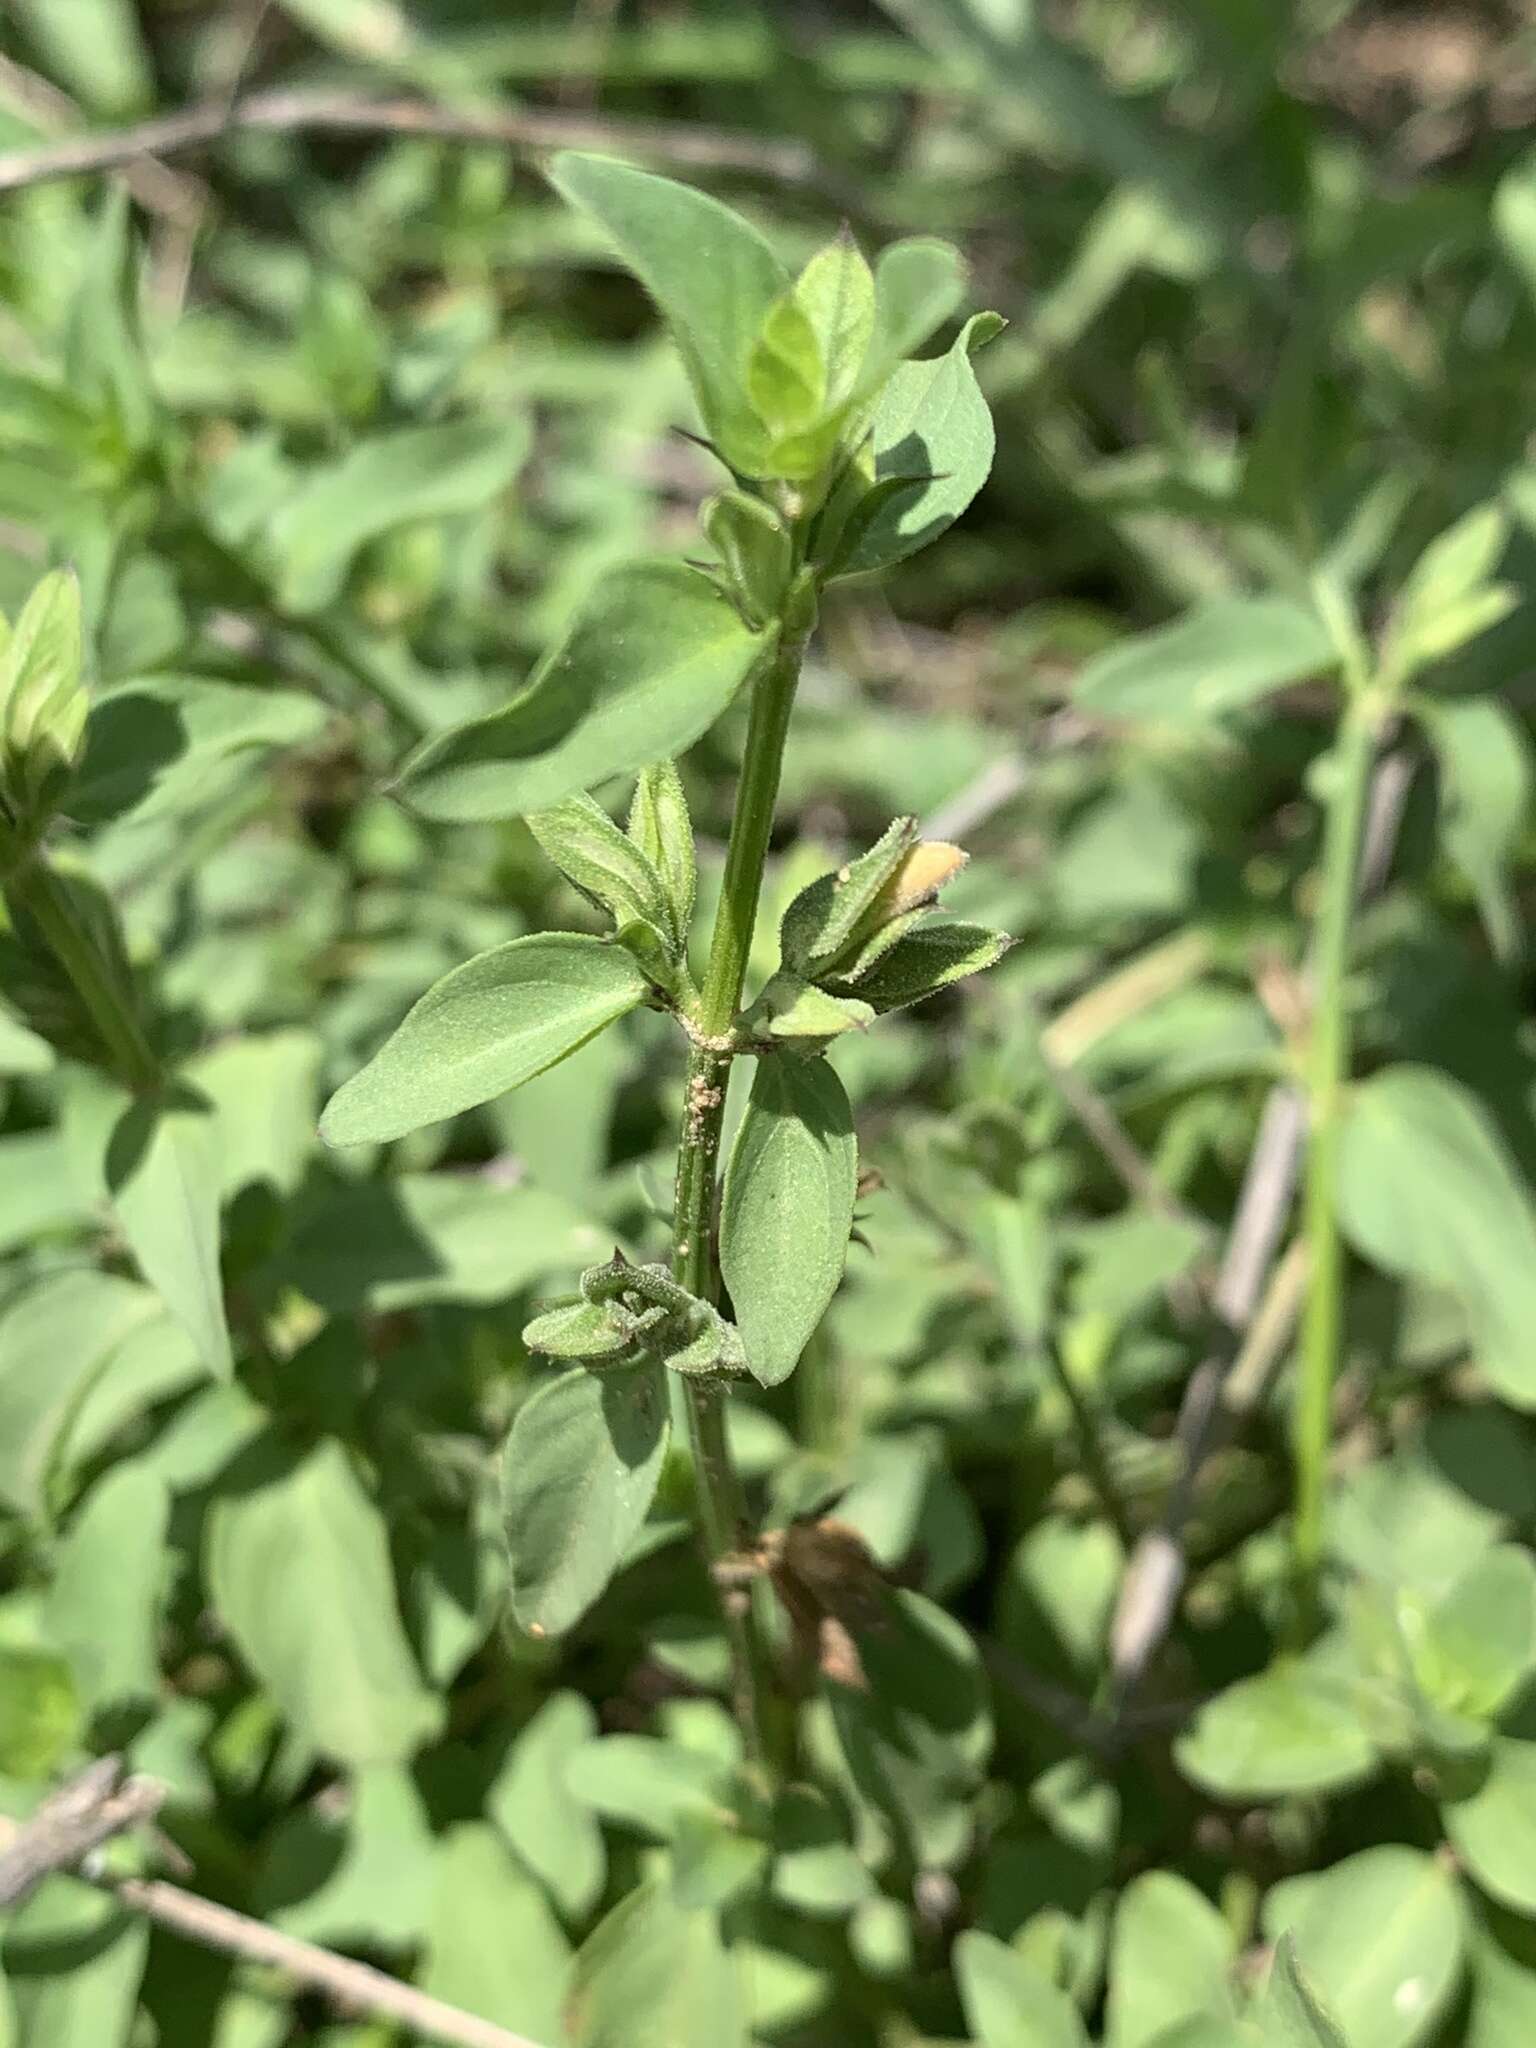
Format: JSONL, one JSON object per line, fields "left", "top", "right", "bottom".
{"left": 0, "top": 570, "right": 87, "bottom": 825}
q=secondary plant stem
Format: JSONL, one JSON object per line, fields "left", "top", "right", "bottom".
{"left": 1292, "top": 693, "right": 1378, "bottom": 1628}
{"left": 7, "top": 854, "right": 160, "bottom": 1091}
{"left": 670, "top": 629, "right": 807, "bottom": 1777}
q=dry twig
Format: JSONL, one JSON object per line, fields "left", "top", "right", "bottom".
{"left": 0, "top": 86, "right": 838, "bottom": 198}
{"left": 0, "top": 1761, "right": 548, "bottom": 2048}
{"left": 1106, "top": 746, "right": 1416, "bottom": 1710}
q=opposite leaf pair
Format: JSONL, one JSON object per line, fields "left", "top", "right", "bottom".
{"left": 525, "top": 1251, "right": 747, "bottom": 1381}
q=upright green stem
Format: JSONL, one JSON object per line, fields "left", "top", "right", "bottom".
{"left": 670, "top": 629, "right": 807, "bottom": 1778}
{"left": 1292, "top": 693, "right": 1378, "bottom": 1628}
{"left": 6, "top": 853, "right": 159, "bottom": 1091}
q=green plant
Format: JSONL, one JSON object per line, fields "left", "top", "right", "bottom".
{"left": 320, "top": 153, "right": 1011, "bottom": 1774}
{"left": 4, "top": 6, "right": 1536, "bottom": 2046}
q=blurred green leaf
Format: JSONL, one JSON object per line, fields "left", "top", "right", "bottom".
{"left": 206, "top": 1439, "right": 442, "bottom": 1765}
{"left": 1418, "top": 696, "right": 1531, "bottom": 961}
{"left": 955, "top": 1929, "right": 1091, "bottom": 2047}
{"left": 1176, "top": 1655, "right": 1379, "bottom": 1799}
{"left": 267, "top": 419, "right": 529, "bottom": 615}
{"left": 501, "top": 1360, "right": 669, "bottom": 1635}
{"left": 1336, "top": 1066, "right": 1536, "bottom": 1411}
{"left": 1261, "top": 1848, "right": 1463, "bottom": 2048}
{"left": 488, "top": 1691, "right": 607, "bottom": 1920}
{"left": 1445, "top": 1737, "right": 1536, "bottom": 1916}
{"left": 105, "top": 1089, "right": 233, "bottom": 1377}
{"left": 566, "top": 1878, "right": 746, "bottom": 2048}
{"left": 1075, "top": 596, "right": 1335, "bottom": 727}
{"left": 1106, "top": 1873, "right": 1236, "bottom": 2048}
{"left": 422, "top": 1825, "right": 572, "bottom": 2044}
{"left": 44, "top": 1465, "right": 168, "bottom": 1716}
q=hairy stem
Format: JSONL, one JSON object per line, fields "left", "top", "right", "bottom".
{"left": 1292, "top": 695, "right": 1378, "bottom": 1627}
{"left": 670, "top": 629, "right": 806, "bottom": 1777}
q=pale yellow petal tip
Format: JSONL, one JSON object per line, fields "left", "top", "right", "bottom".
{"left": 875, "top": 841, "right": 969, "bottom": 919}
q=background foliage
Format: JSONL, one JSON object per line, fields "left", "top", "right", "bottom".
{"left": 1, "top": 2, "right": 1535, "bottom": 2045}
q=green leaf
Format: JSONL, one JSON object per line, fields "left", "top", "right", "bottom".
{"left": 779, "top": 816, "right": 919, "bottom": 977}
{"left": 278, "top": 1173, "right": 610, "bottom": 1313}
{"left": 4, "top": 1885, "right": 146, "bottom": 2048}
{"left": 550, "top": 151, "right": 787, "bottom": 467}
{"left": 742, "top": 972, "right": 875, "bottom": 1043}
{"left": 1418, "top": 696, "right": 1531, "bottom": 960}
{"left": 1255, "top": 1937, "right": 1348, "bottom": 2048}
{"left": 267, "top": 418, "right": 529, "bottom": 614}
{"left": 701, "top": 490, "right": 794, "bottom": 628}
{"left": 421, "top": 1824, "right": 572, "bottom": 2045}
{"left": 568, "top": 1732, "right": 735, "bottom": 1840}
{"left": 320, "top": 933, "right": 648, "bottom": 1147}
{"left": 529, "top": 793, "right": 677, "bottom": 950}
{"left": 719, "top": 1055, "right": 858, "bottom": 1387}
{"left": 1107, "top": 1873, "right": 1236, "bottom": 2048}
{"left": 1175, "top": 1654, "right": 1379, "bottom": 1799}
{"left": 0, "top": 1271, "right": 181, "bottom": 1519}
{"left": 1463, "top": 1906, "right": 1536, "bottom": 2048}
{"left": 833, "top": 311, "right": 1000, "bottom": 575}
{"left": 954, "top": 1929, "right": 1091, "bottom": 2048}
{"left": 1386, "top": 502, "right": 1516, "bottom": 682}
{"left": 524, "top": 1297, "right": 635, "bottom": 1362}
{"left": 832, "top": 918, "right": 1010, "bottom": 1012}
{"left": 826, "top": 1589, "right": 992, "bottom": 1868}
{"left": 1336, "top": 1065, "right": 1536, "bottom": 1409}
{"left": 1445, "top": 1737, "right": 1536, "bottom": 1914}
{"left": 395, "top": 560, "right": 770, "bottom": 822}
{"left": 106, "top": 1088, "right": 234, "bottom": 1377}
{"left": 748, "top": 290, "right": 825, "bottom": 439}
{"left": 1497, "top": 151, "right": 1536, "bottom": 310}
{"left": 565, "top": 1879, "right": 747, "bottom": 2048}
{"left": 867, "top": 237, "right": 967, "bottom": 381}
{"left": 1409, "top": 1545, "right": 1536, "bottom": 1721}
{"left": 1075, "top": 595, "right": 1337, "bottom": 727}
{"left": 1, "top": 569, "right": 88, "bottom": 817}
{"left": 73, "top": 675, "right": 327, "bottom": 828}
{"left": 45, "top": 1465, "right": 169, "bottom": 1715}
{"left": 0, "top": 1005, "right": 53, "bottom": 1076}
{"left": 488, "top": 1691, "right": 607, "bottom": 1920}
{"left": 65, "top": 192, "right": 156, "bottom": 454}
{"left": 205, "top": 1438, "right": 442, "bottom": 1765}
{"left": 628, "top": 759, "right": 697, "bottom": 945}
{"left": 794, "top": 229, "right": 876, "bottom": 406}
{"left": 7, "top": 0, "right": 152, "bottom": 115}
{"left": 0, "top": 1647, "right": 80, "bottom": 1779}
{"left": 1262, "top": 1847, "right": 1464, "bottom": 2048}
{"left": 183, "top": 1029, "right": 323, "bottom": 1202}
{"left": 501, "top": 1359, "right": 669, "bottom": 1635}
{"left": 259, "top": 1766, "right": 435, "bottom": 1950}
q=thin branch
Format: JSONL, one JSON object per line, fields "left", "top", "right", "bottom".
{"left": 0, "top": 53, "right": 206, "bottom": 221}
{"left": 920, "top": 754, "right": 1030, "bottom": 843}
{"left": 1105, "top": 746, "right": 1416, "bottom": 1710}
{"left": 0, "top": 86, "right": 839, "bottom": 198}
{"left": 0, "top": 1764, "right": 549, "bottom": 2048}
{"left": 110, "top": 1874, "right": 548, "bottom": 2048}
{"left": 1036, "top": 1033, "right": 1211, "bottom": 1251}
{"left": 0, "top": 1759, "right": 164, "bottom": 1909}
